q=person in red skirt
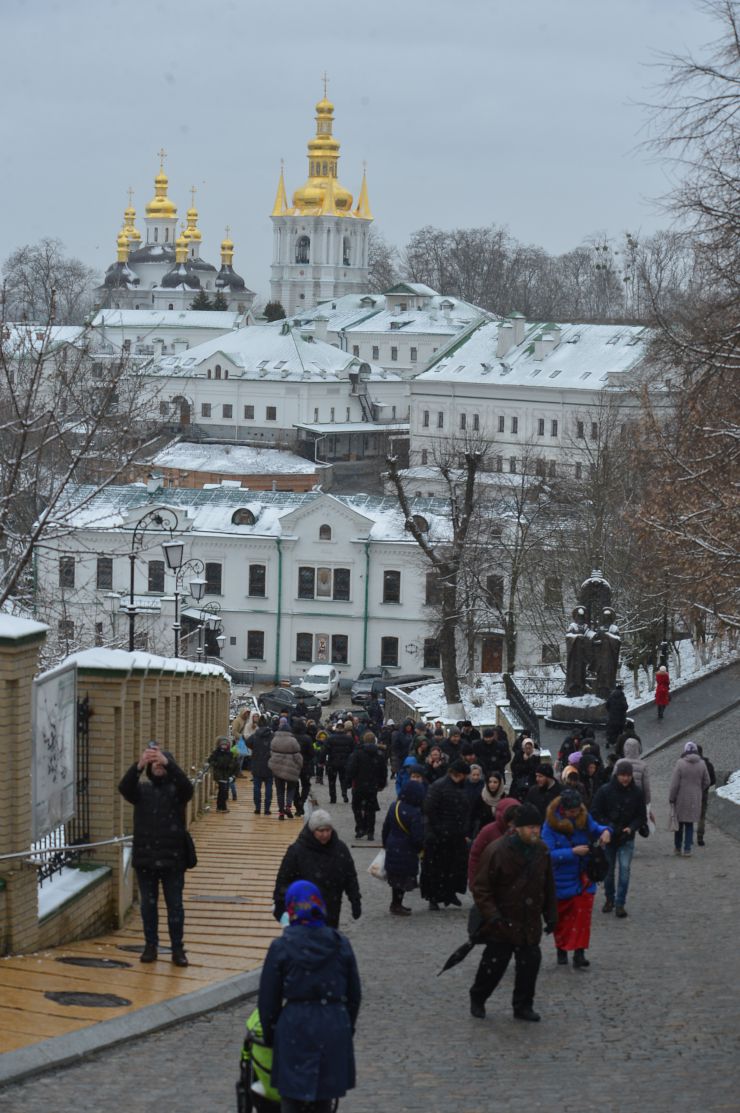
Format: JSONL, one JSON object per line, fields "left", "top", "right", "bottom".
{"left": 655, "top": 665, "right": 670, "bottom": 719}
{"left": 541, "top": 789, "right": 611, "bottom": 968}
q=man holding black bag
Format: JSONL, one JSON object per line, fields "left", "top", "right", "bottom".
{"left": 118, "top": 742, "right": 194, "bottom": 967}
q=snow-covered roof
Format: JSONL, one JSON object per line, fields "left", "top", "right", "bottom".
{"left": 151, "top": 441, "right": 323, "bottom": 475}
{"left": 41, "top": 647, "right": 228, "bottom": 679}
{"left": 55, "top": 484, "right": 455, "bottom": 544}
{"left": 295, "top": 421, "right": 409, "bottom": 435}
{"left": 93, "top": 309, "right": 242, "bottom": 330}
{"left": 149, "top": 323, "right": 400, "bottom": 383}
{"left": 1, "top": 323, "right": 87, "bottom": 355}
{"left": 347, "top": 304, "right": 484, "bottom": 338}
{"left": 289, "top": 289, "right": 490, "bottom": 340}
{"left": 416, "top": 320, "right": 651, "bottom": 389}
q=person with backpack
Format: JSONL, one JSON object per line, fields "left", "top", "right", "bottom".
{"left": 541, "top": 788, "right": 611, "bottom": 969}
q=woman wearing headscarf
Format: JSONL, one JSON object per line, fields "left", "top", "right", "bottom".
{"left": 655, "top": 665, "right": 670, "bottom": 719}
{"left": 542, "top": 788, "right": 611, "bottom": 968}
{"left": 472, "top": 770, "right": 507, "bottom": 832}
{"left": 382, "top": 780, "right": 426, "bottom": 916}
{"left": 258, "top": 880, "right": 361, "bottom": 1113}
{"left": 668, "top": 741, "right": 710, "bottom": 857}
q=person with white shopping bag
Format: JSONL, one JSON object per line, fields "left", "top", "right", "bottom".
{"left": 379, "top": 781, "right": 426, "bottom": 916}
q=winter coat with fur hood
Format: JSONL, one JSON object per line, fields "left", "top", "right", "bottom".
{"left": 669, "top": 752, "right": 710, "bottom": 823}
{"left": 268, "top": 730, "right": 303, "bottom": 782}
{"left": 541, "top": 798, "right": 610, "bottom": 898}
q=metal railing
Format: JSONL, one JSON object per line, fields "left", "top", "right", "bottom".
{"left": 184, "top": 654, "right": 255, "bottom": 687}
{"left": 503, "top": 673, "right": 540, "bottom": 744}
{"left": 513, "top": 673, "right": 565, "bottom": 715}
{"left": 34, "top": 696, "right": 91, "bottom": 886}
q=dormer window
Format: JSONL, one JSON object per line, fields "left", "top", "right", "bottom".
{"left": 406, "top": 514, "right": 430, "bottom": 534}
{"left": 319, "top": 524, "right": 332, "bottom": 541}
{"left": 231, "top": 508, "right": 257, "bottom": 525}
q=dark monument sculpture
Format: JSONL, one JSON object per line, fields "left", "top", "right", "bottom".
{"left": 562, "top": 570, "right": 620, "bottom": 702}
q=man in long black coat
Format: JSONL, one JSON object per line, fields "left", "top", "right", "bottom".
{"left": 420, "top": 759, "right": 470, "bottom": 910}
{"left": 605, "top": 681, "right": 628, "bottom": 749}
{"left": 118, "top": 743, "right": 194, "bottom": 966}
{"left": 346, "top": 730, "right": 387, "bottom": 839}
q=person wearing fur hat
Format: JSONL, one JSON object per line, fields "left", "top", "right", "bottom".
{"left": 273, "top": 810, "right": 361, "bottom": 928}
{"left": 668, "top": 741, "right": 710, "bottom": 857}
{"left": 541, "top": 789, "right": 611, "bottom": 967}
{"left": 118, "top": 743, "right": 194, "bottom": 967}
{"left": 469, "top": 803, "right": 557, "bottom": 1022}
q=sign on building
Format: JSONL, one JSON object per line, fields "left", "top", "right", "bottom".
{"left": 32, "top": 662, "right": 77, "bottom": 840}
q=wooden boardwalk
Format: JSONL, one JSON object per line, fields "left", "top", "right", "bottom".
{"left": 0, "top": 783, "right": 293, "bottom": 1054}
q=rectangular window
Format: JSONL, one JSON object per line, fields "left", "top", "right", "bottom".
{"left": 423, "top": 638, "right": 440, "bottom": 669}
{"left": 422, "top": 410, "right": 430, "bottom": 428}
{"left": 390, "top": 346, "right": 398, "bottom": 361}
{"left": 577, "top": 420, "right": 585, "bottom": 438}
{"left": 346, "top": 407, "right": 351, "bottom": 421}
{"left": 330, "top": 407, "right": 335, "bottom": 422}
{"left": 372, "top": 345, "right": 380, "bottom": 360}
{"left": 331, "top": 634, "right": 348, "bottom": 664}
{"left": 538, "top": 418, "right": 545, "bottom": 436}
{"left": 544, "top": 575, "right": 562, "bottom": 608}
{"left": 410, "top": 347, "right": 418, "bottom": 362}
{"left": 509, "top": 457, "right": 517, "bottom": 473}
{"left": 59, "top": 556, "right": 75, "bottom": 589}
{"left": 246, "top": 630, "right": 265, "bottom": 660}
{"left": 473, "top": 413, "right": 479, "bottom": 431}
{"left": 248, "top": 564, "right": 266, "bottom": 597}
{"left": 352, "top": 345, "right": 360, "bottom": 357}
{"left": 511, "top": 416, "right": 518, "bottom": 434}
{"left": 314, "top": 407, "right": 319, "bottom": 422}
{"left": 205, "top": 562, "right": 222, "bottom": 595}
{"left": 498, "top": 415, "right": 505, "bottom": 433}
{"left": 243, "top": 404, "right": 254, "bottom": 420}
{"left": 425, "top": 571, "right": 442, "bottom": 606}
{"left": 381, "top": 636, "right": 399, "bottom": 667}
{"left": 459, "top": 413, "right": 467, "bottom": 431}
{"left": 296, "top": 632, "right": 313, "bottom": 662}
{"left": 591, "top": 421, "right": 598, "bottom": 440}
{"left": 95, "top": 621, "right": 104, "bottom": 647}
{"left": 575, "top": 462, "right": 583, "bottom": 479}
{"left": 266, "top": 406, "right": 277, "bottom": 421}
{"left": 496, "top": 455, "right": 503, "bottom": 473}
{"left": 486, "top": 574, "right": 504, "bottom": 609}
{"left": 551, "top": 419, "right": 558, "bottom": 437}
{"left": 298, "top": 566, "right": 316, "bottom": 599}
{"left": 437, "top": 411, "right": 444, "bottom": 429}
{"left": 223, "top": 404, "right": 233, "bottom": 419}
{"left": 548, "top": 460, "right": 557, "bottom": 478}
{"left": 333, "top": 567, "right": 351, "bottom": 601}
{"left": 148, "top": 560, "right": 165, "bottom": 593}
{"left": 201, "top": 403, "right": 211, "bottom": 418}
{"left": 96, "top": 556, "right": 113, "bottom": 590}
{"left": 383, "top": 569, "right": 401, "bottom": 604}
{"left": 536, "top": 458, "right": 546, "bottom": 477}
{"left": 316, "top": 567, "right": 332, "bottom": 598}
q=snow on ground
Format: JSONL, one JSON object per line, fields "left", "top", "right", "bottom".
{"left": 717, "top": 770, "right": 740, "bottom": 806}
{"left": 37, "top": 865, "right": 110, "bottom": 920}
{"left": 619, "top": 639, "right": 738, "bottom": 710}
{"left": 403, "top": 675, "right": 506, "bottom": 726}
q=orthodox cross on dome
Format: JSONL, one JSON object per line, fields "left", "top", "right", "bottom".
{"left": 225, "top": 225, "right": 231, "bottom": 239}
{"left": 127, "top": 186, "right": 134, "bottom": 207}
{"left": 322, "top": 72, "right": 329, "bottom": 98}
{"left": 158, "top": 147, "right": 167, "bottom": 169}
{"left": 190, "top": 185, "right": 197, "bottom": 207}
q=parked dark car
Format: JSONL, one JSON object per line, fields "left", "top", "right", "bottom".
{"left": 350, "top": 667, "right": 394, "bottom": 705}
{"left": 258, "top": 686, "right": 323, "bottom": 720}
{"left": 369, "top": 673, "right": 434, "bottom": 700}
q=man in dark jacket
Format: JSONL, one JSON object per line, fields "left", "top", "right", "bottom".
{"left": 591, "top": 762, "right": 646, "bottom": 917}
{"left": 696, "top": 744, "right": 716, "bottom": 847}
{"left": 469, "top": 803, "right": 557, "bottom": 1022}
{"left": 118, "top": 743, "right": 194, "bottom": 966}
{"left": 325, "top": 721, "right": 355, "bottom": 804}
{"left": 346, "top": 730, "right": 388, "bottom": 839}
{"left": 249, "top": 721, "right": 274, "bottom": 814}
{"left": 474, "top": 728, "right": 511, "bottom": 778}
{"left": 441, "top": 728, "right": 464, "bottom": 762}
{"left": 420, "top": 759, "right": 470, "bottom": 910}
{"left": 207, "top": 737, "right": 239, "bottom": 812}
{"left": 605, "top": 681, "right": 628, "bottom": 749}
{"left": 390, "top": 719, "right": 415, "bottom": 775}
{"left": 292, "top": 718, "right": 314, "bottom": 817}
{"left": 273, "top": 809, "right": 362, "bottom": 927}
{"left": 523, "top": 764, "right": 560, "bottom": 819}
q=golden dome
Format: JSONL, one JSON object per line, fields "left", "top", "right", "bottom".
{"left": 122, "top": 194, "right": 142, "bottom": 244}
{"left": 182, "top": 186, "right": 202, "bottom": 242}
{"left": 174, "top": 228, "right": 189, "bottom": 264}
{"left": 221, "top": 227, "right": 234, "bottom": 266}
{"left": 116, "top": 229, "right": 130, "bottom": 263}
{"left": 291, "top": 89, "right": 354, "bottom": 214}
{"left": 145, "top": 166, "right": 177, "bottom": 219}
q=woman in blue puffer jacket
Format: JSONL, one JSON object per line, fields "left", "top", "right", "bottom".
{"left": 542, "top": 788, "right": 611, "bottom": 969}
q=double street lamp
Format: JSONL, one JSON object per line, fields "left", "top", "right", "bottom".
{"left": 126, "top": 507, "right": 179, "bottom": 652}
{"left": 162, "top": 546, "right": 205, "bottom": 658}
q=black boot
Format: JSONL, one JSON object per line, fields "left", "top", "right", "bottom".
{"left": 557, "top": 948, "right": 568, "bottom": 965}
{"left": 573, "top": 949, "right": 590, "bottom": 969}
{"left": 140, "top": 943, "right": 157, "bottom": 963}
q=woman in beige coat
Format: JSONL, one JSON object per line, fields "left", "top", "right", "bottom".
{"left": 268, "top": 718, "right": 303, "bottom": 820}
{"left": 668, "top": 741, "right": 709, "bottom": 857}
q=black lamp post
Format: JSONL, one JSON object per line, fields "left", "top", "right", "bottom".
{"left": 127, "top": 507, "right": 179, "bottom": 652}
{"left": 196, "top": 600, "right": 221, "bottom": 662}
{"left": 162, "top": 545, "right": 204, "bottom": 658}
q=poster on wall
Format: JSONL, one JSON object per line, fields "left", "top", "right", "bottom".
{"left": 32, "top": 662, "right": 77, "bottom": 840}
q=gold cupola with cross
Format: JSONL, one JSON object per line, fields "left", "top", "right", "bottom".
{"left": 270, "top": 80, "right": 373, "bottom": 315}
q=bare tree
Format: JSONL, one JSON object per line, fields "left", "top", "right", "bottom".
{"left": 1, "top": 239, "right": 98, "bottom": 325}
{"left": 367, "top": 229, "right": 400, "bottom": 292}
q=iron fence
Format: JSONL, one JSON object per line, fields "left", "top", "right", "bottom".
{"left": 34, "top": 696, "right": 91, "bottom": 886}
{"left": 503, "top": 673, "right": 540, "bottom": 745}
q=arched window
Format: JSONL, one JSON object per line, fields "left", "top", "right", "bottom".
{"left": 296, "top": 235, "right": 310, "bottom": 264}
{"left": 215, "top": 364, "right": 222, "bottom": 380}
{"left": 319, "top": 524, "right": 332, "bottom": 541}
{"left": 165, "top": 228, "right": 169, "bottom": 242}
{"left": 168, "top": 303, "right": 174, "bottom": 310}
{"left": 343, "top": 236, "right": 351, "bottom": 266}
{"left": 231, "top": 508, "right": 257, "bottom": 525}
{"left": 154, "top": 227, "right": 158, "bottom": 243}
{"left": 207, "top": 368, "right": 211, "bottom": 379}
{"left": 224, "top": 369, "right": 229, "bottom": 379}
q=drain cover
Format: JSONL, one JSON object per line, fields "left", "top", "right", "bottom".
{"left": 116, "top": 944, "right": 171, "bottom": 954}
{"left": 45, "top": 990, "right": 132, "bottom": 1008}
{"left": 56, "top": 957, "right": 132, "bottom": 969}
{"left": 189, "top": 894, "right": 253, "bottom": 904}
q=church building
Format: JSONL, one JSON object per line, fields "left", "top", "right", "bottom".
{"left": 270, "top": 90, "right": 372, "bottom": 316}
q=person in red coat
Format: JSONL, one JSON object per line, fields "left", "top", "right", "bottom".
{"left": 655, "top": 666, "right": 670, "bottom": 720}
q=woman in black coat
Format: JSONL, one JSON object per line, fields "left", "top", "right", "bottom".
{"left": 510, "top": 739, "right": 540, "bottom": 801}
{"left": 382, "top": 780, "right": 425, "bottom": 915}
{"left": 273, "top": 809, "right": 362, "bottom": 928}
{"left": 420, "top": 761, "right": 470, "bottom": 910}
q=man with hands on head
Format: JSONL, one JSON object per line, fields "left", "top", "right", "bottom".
{"left": 118, "top": 741, "right": 194, "bottom": 967}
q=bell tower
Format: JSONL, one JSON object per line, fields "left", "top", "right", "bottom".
{"left": 270, "top": 84, "right": 373, "bottom": 316}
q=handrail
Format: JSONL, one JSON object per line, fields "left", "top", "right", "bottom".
{"left": 503, "top": 673, "right": 540, "bottom": 744}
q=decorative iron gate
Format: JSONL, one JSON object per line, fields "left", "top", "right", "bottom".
{"left": 35, "top": 695, "right": 91, "bottom": 886}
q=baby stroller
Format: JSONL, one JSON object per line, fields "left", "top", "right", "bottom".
{"left": 236, "top": 1008, "right": 339, "bottom": 1112}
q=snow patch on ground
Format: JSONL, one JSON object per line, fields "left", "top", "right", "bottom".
{"left": 717, "top": 770, "right": 740, "bottom": 806}
{"left": 404, "top": 675, "right": 506, "bottom": 725}
{"left": 37, "top": 865, "right": 110, "bottom": 920}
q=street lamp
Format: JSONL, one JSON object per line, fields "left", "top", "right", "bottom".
{"left": 196, "top": 600, "right": 221, "bottom": 662}
{"left": 127, "top": 507, "right": 179, "bottom": 652}
{"left": 162, "top": 549, "right": 204, "bottom": 658}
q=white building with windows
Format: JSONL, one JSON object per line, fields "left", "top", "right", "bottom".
{"left": 408, "top": 317, "right": 652, "bottom": 481}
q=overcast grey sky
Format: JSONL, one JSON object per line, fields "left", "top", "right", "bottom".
{"left": 0, "top": 0, "right": 718, "bottom": 299}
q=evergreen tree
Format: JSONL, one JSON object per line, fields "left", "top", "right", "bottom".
{"left": 212, "top": 290, "right": 229, "bottom": 311}
{"left": 190, "top": 289, "right": 212, "bottom": 310}
{"left": 263, "top": 300, "right": 286, "bottom": 322}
